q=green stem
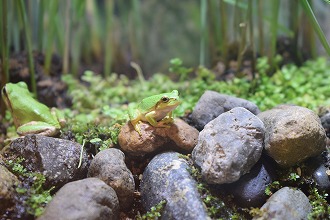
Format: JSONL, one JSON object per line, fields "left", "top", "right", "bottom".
{"left": 1, "top": 0, "right": 9, "bottom": 83}
{"left": 219, "top": 0, "right": 227, "bottom": 63}
{"left": 300, "top": 0, "right": 330, "bottom": 57}
{"left": 8, "top": 1, "right": 18, "bottom": 53}
{"left": 37, "top": 0, "right": 44, "bottom": 51}
{"left": 132, "top": 0, "right": 142, "bottom": 61}
{"left": 130, "top": 62, "right": 145, "bottom": 86}
{"left": 233, "top": 0, "right": 241, "bottom": 41}
{"left": 237, "top": 22, "right": 247, "bottom": 73}
{"left": 200, "top": 0, "right": 207, "bottom": 66}
{"left": 63, "top": 0, "right": 71, "bottom": 74}
{"left": 248, "top": 0, "right": 255, "bottom": 78}
{"left": 269, "top": 0, "right": 280, "bottom": 73}
{"left": 104, "top": 0, "right": 114, "bottom": 77}
{"left": 1, "top": 0, "right": 9, "bottom": 117}
{"left": 207, "top": 0, "right": 216, "bottom": 63}
{"left": 257, "top": 0, "right": 264, "bottom": 55}
{"left": 18, "top": 0, "right": 36, "bottom": 95}
{"left": 44, "top": 1, "right": 58, "bottom": 75}
{"left": 77, "top": 139, "right": 85, "bottom": 168}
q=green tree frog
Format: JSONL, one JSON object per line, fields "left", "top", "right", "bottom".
{"left": 128, "top": 90, "right": 181, "bottom": 135}
{"left": 2, "top": 82, "right": 65, "bottom": 136}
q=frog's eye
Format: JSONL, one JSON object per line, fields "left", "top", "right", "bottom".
{"left": 161, "top": 96, "right": 169, "bottom": 103}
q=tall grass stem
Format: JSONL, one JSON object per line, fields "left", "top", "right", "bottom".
{"left": 18, "top": 0, "right": 36, "bottom": 95}
{"left": 219, "top": 0, "right": 227, "bottom": 63}
{"left": 1, "top": 0, "right": 9, "bottom": 116}
{"left": 200, "top": 0, "right": 207, "bottom": 66}
{"left": 63, "top": 0, "right": 71, "bottom": 74}
{"left": 269, "top": 0, "right": 280, "bottom": 73}
{"left": 257, "top": 0, "right": 264, "bottom": 55}
{"left": 104, "top": 0, "right": 114, "bottom": 77}
{"left": 300, "top": 0, "right": 330, "bottom": 57}
{"left": 248, "top": 0, "right": 255, "bottom": 78}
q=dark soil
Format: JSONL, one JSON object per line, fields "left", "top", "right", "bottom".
{"left": 6, "top": 51, "right": 71, "bottom": 108}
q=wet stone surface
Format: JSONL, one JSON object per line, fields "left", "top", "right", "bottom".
{"left": 192, "top": 107, "right": 265, "bottom": 184}
{"left": 140, "top": 151, "right": 209, "bottom": 220}
{"left": 38, "top": 178, "right": 119, "bottom": 220}
{"left": 224, "top": 157, "right": 276, "bottom": 207}
{"left": 258, "top": 105, "right": 326, "bottom": 167}
{"left": 88, "top": 148, "right": 135, "bottom": 210}
{"left": 0, "top": 161, "right": 21, "bottom": 216}
{"left": 191, "top": 90, "right": 260, "bottom": 130}
{"left": 253, "top": 187, "right": 312, "bottom": 220}
{"left": 1, "top": 135, "right": 88, "bottom": 189}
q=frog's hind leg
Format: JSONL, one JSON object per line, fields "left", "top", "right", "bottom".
{"left": 145, "top": 111, "right": 170, "bottom": 128}
{"left": 16, "top": 121, "right": 59, "bottom": 136}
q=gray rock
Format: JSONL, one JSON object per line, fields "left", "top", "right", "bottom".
{"left": 119, "top": 118, "right": 198, "bottom": 157}
{"left": 0, "top": 161, "right": 20, "bottom": 215}
{"left": 88, "top": 148, "right": 135, "bottom": 210}
{"left": 192, "top": 107, "right": 265, "bottom": 184}
{"left": 258, "top": 105, "right": 326, "bottom": 167}
{"left": 253, "top": 187, "right": 312, "bottom": 220}
{"left": 38, "top": 178, "right": 119, "bottom": 220}
{"left": 191, "top": 91, "right": 260, "bottom": 130}
{"left": 140, "top": 151, "right": 209, "bottom": 220}
{"left": 1, "top": 135, "right": 88, "bottom": 188}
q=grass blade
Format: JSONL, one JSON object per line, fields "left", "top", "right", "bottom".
{"left": 300, "top": 0, "right": 330, "bottom": 57}
{"left": 18, "top": 0, "right": 36, "bottom": 95}
{"left": 1, "top": 0, "right": 9, "bottom": 116}
{"left": 200, "top": 0, "right": 207, "bottom": 66}
{"left": 268, "top": 0, "right": 280, "bottom": 72}
{"left": 104, "top": 0, "right": 114, "bottom": 77}
{"left": 63, "top": 0, "right": 71, "bottom": 74}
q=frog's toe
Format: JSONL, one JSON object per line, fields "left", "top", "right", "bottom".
{"left": 130, "top": 121, "right": 142, "bottom": 136}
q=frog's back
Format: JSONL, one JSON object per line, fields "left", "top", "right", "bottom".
{"left": 138, "top": 95, "right": 161, "bottom": 114}
{"left": 10, "top": 92, "right": 56, "bottom": 125}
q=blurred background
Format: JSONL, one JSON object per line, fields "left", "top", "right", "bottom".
{"left": 0, "top": 0, "right": 330, "bottom": 79}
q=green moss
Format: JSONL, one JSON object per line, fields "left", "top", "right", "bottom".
{"left": 308, "top": 188, "right": 330, "bottom": 219}
{"left": 6, "top": 157, "right": 54, "bottom": 217}
{"left": 136, "top": 200, "right": 166, "bottom": 220}
{"left": 265, "top": 181, "right": 281, "bottom": 196}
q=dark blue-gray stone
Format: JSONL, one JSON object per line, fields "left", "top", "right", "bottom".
{"left": 140, "top": 151, "right": 209, "bottom": 220}
{"left": 313, "top": 164, "right": 330, "bottom": 193}
{"left": 225, "top": 158, "right": 276, "bottom": 207}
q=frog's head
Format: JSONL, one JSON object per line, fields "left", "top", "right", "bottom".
{"left": 2, "top": 82, "right": 31, "bottom": 111}
{"left": 155, "top": 90, "right": 181, "bottom": 111}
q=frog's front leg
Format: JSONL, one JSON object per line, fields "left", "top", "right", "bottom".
{"left": 130, "top": 118, "right": 142, "bottom": 135}
{"left": 128, "top": 104, "right": 143, "bottom": 135}
{"left": 17, "top": 121, "right": 59, "bottom": 136}
{"left": 51, "top": 107, "right": 66, "bottom": 127}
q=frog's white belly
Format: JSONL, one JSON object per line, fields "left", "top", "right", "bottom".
{"left": 141, "top": 110, "right": 169, "bottom": 122}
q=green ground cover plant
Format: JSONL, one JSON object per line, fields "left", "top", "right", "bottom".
{"left": 63, "top": 56, "right": 330, "bottom": 143}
